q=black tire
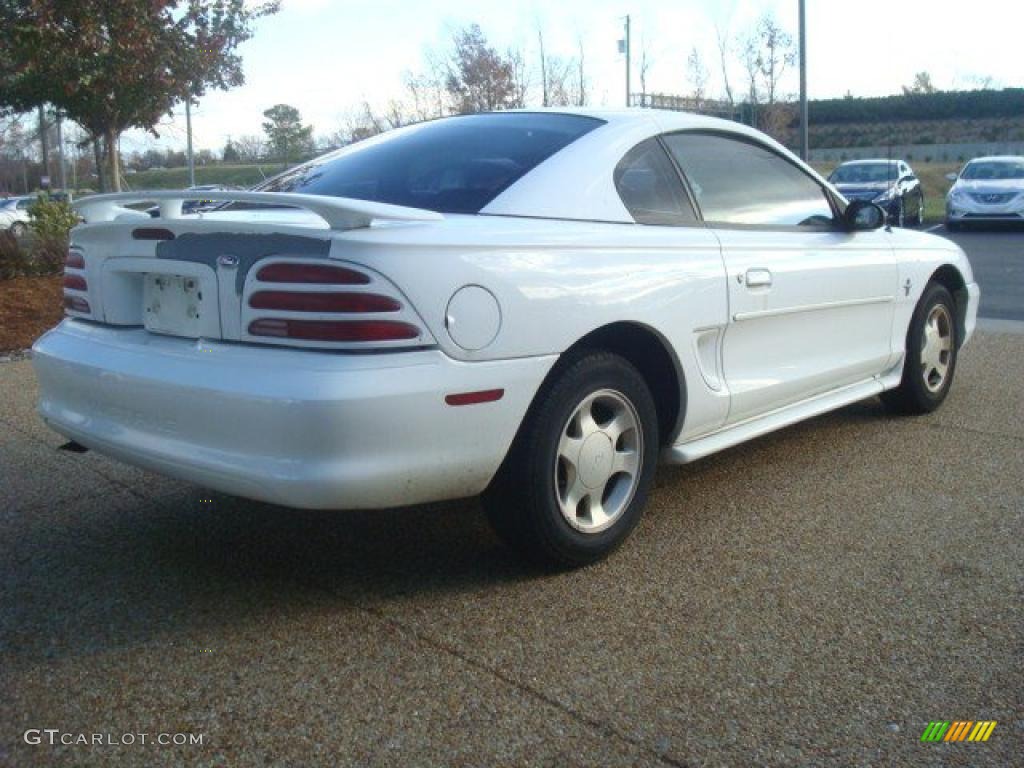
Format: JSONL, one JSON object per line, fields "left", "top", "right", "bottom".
{"left": 915, "top": 195, "right": 925, "bottom": 226}
{"left": 483, "top": 351, "right": 659, "bottom": 567}
{"left": 10, "top": 221, "right": 26, "bottom": 238}
{"left": 945, "top": 220, "right": 959, "bottom": 232}
{"left": 881, "top": 282, "right": 958, "bottom": 415}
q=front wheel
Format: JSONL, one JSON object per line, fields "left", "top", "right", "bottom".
{"left": 483, "top": 351, "right": 659, "bottom": 567}
{"left": 9, "top": 221, "right": 26, "bottom": 238}
{"left": 882, "top": 282, "right": 958, "bottom": 414}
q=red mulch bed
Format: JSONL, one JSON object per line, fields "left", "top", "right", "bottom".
{"left": 0, "top": 275, "right": 64, "bottom": 353}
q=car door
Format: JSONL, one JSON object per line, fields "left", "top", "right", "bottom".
{"left": 662, "top": 131, "right": 899, "bottom": 425}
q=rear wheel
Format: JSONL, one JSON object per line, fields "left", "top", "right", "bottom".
{"left": 484, "top": 351, "right": 659, "bottom": 567}
{"left": 882, "top": 282, "right": 958, "bottom": 414}
{"left": 9, "top": 221, "right": 26, "bottom": 238}
{"left": 915, "top": 196, "right": 925, "bottom": 226}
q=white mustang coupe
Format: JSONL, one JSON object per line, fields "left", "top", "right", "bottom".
{"left": 34, "top": 110, "right": 979, "bottom": 566}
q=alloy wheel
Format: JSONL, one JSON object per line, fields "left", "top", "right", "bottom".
{"left": 921, "top": 304, "right": 953, "bottom": 392}
{"left": 554, "top": 388, "right": 643, "bottom": 534}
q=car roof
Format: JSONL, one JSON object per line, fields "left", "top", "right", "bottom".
{"left": 503, "top": 106, "right": 775, "bottom": 140}
{"left": 484, "top": 108, "right": 824, "bottom": 222}
{"left": 837, "top": 159, "right": 900, "bottom": 166}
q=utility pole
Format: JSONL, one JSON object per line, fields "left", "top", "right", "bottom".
{"left": 56, "top": 112, "right": 67, "bottom": 193}
{"left": 798, "top": 0, "right": 809, "bottom": 161}
{"left": 624, "top": 15, "right": 632, "bottom": 108}
{"left": 185, "top": 96, "right": 196, "bottom": 188}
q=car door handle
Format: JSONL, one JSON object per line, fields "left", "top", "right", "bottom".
{"left": 744, "top": 268, "right": 773, "bottom": 288}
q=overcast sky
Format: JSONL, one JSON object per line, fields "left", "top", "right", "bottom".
{"left": 120, "top": 0, "right": 1024, "bottom": 154}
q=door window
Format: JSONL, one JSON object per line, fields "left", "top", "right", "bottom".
{"left": 663, "top": 132, "right": 835, "bottom": 228}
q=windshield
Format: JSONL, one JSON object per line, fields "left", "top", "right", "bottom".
{"left": 960, "top": 160, "right": 1024, "bottom": 180}
{"left": 829, "top": 162, "right": 898, "bottom": 184}
{"left": 0, "top": 199, "right": 16, "bottom": 209}
{"left": 250, "top": 112, "right": 604, "bottom": 214}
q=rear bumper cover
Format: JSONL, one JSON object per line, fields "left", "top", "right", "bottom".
{"left": 33, "top": 320, "right": 555, "bottom": 509}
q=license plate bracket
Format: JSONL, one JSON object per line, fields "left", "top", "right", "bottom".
{"left": 143, "top": 273, "right": 203, "bottom": 338}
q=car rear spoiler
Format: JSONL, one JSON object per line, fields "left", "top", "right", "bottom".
{"left": 73, "top": 190, "right": 444, "bottom": 231}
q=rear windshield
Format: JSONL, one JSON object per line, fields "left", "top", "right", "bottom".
{"left": 251, "top": 112, "right": 604, "bottom": 214}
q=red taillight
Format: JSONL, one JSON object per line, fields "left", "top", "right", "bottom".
{"left": 63, "top": 295, "right": 90, "bottom": 313}
{"left": 256, "top": 263, "right": 370, "bottom": 285}
{"left": 65, "top": 249, "right": 84, "bottom": 269}
{"left": 249, "top": 291, "right": 400, "bottom": 313}
{"left": 248, "top": 319, "right": 420, "bottom": 342}
{"left": 63, "top": 274, "right": 87, "bottom": 291}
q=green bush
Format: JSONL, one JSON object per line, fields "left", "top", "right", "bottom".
{"left": 27, "top": 195, "right": 77, "bottom": 277}
{"left": 28, "top": 195, "right": 78, "bottom": 241}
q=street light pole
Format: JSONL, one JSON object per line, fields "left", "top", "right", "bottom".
{"left": 185, "top": 95, "right": 195, "bottom": 188}
{"left": 799, "top": 0, "right": 809, "bottom": 161}
{"left": 624, "top": 15, "right": 631, "bottom": 108}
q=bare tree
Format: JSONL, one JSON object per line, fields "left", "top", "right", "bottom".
{"left": 686, "top": 47, "right": 710, "bottom": 109}
{"left": 234, "top": 134, "right": 267, "bottom": 163}
{"left": 507, "top": 46, "right": 530, "bottom": 109}
{"left": 638, "top": 38, "right": 652, "bottom": 106}
{"left": 740, "top": 35, "right": 760, "bottom": 119}
{"left": 714, "top": 24, "right": 735, "bottom": 106}
{"left": 536, "top": 23, "right": 549, "bottom": 107}
{"left": 752, "top": 12, "right": 795, "bottom": 106}
{"left": 574, "top": 34, "right": 588, "bottom": 106}
{"left": 543, "top": 56, "right": 575, "bottom": 107}
{"left": 404, "top": 52, "right": 449, "bottom": 122}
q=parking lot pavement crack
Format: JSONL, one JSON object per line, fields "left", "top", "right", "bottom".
{"left": 346, "top": 599, "right": 691, "bottom": 768}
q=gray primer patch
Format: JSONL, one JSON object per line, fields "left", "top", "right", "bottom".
{"left": 155, "top": 233, "right": 331, "bottom": 294}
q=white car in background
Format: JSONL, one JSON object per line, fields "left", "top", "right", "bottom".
{"left": 945, "top": 155, "right": 1024, "bottom": 230}
{"left": 33, "top": 110, "right": 979, "bottom": 566}
{"left": 0, "top": 195, "right": 34, "bottom": 237}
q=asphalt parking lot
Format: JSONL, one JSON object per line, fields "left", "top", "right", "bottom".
{"left": 933, "top": 224, "right": 1024, "bottom": 321}
{"left": 2, "top": 318, "right": 1022, "bottom": 766}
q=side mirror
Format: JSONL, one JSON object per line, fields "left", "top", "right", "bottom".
{"left": 844, "top": 200, "right": 886, "bottom": 232}
{"left": 945, "top": 172, "right": 958, "bottom": 182}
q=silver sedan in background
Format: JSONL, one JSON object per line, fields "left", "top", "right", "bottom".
{"left": 946, "top": 155, "right": 1024, "bottom": 230}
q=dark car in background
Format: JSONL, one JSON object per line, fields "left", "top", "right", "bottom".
{"left": 828, "top": 159, "right": 924, "bottom": 227}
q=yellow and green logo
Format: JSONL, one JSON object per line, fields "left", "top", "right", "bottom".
{"left": 920, "top": 721, "right": 997, "bottom": 742}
